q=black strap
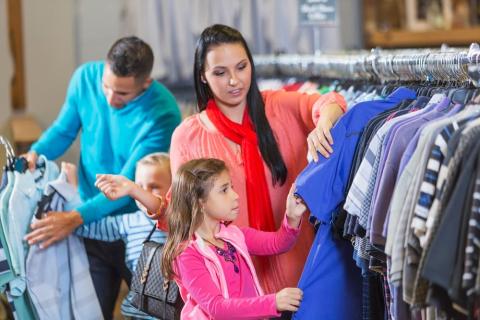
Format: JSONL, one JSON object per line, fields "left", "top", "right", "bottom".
{"left": 144, "top": 224, "right": 158, "bottom": 243}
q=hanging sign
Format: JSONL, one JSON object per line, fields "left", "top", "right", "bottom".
{"left": 299, "top": 0, "right": 337, "bottom": 26}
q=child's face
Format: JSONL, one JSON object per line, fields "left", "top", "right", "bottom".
{"left": 135, "top": 163, "right": 171, "bottom": 211}
{"left": 202, "top": 170, "right": 239, "bottom": 223}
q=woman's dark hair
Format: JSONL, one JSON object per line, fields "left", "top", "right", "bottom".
{"left": 106, "top": 36, "right": 154, "bottom": 81}
{"left": 193, "top": 24, "right": 287, "bottom": 185}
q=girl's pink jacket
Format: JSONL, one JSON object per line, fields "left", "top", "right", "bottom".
{"left": 174, "top": 217, "right": 300, "bottom": 319}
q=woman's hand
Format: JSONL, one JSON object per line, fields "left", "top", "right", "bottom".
{"left": 95, "top": 174, "right": 136, "bottom": 200}
{"left": 307, "top": 102, "right": 344, "bottom": 162}
{"left": 275, "top": 287, "right": 303, "bottom": 312}
{"left": 307, "top": 116, "right": 334, "bottom": 161}
{"left": 285, "top": 183, "right": 306, "bottom": 228}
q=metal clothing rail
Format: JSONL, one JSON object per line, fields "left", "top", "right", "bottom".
{"left": 254, "top": 43, "right": 480, "bottom": 87}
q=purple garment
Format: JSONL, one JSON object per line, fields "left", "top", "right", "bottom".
{"left": 369, "top": 97, "right": 451, "bottom": 245}
{"left": 367, "top": 97, "right": 430, "bottom": 231}
{"left": 381, "top": 102, "right": 463, "bottom": 238}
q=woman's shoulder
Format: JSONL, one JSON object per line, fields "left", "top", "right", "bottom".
{"left": 261, "top": 89, "right": 301, "bottom": 102}
{"left": 261, "top": 89, "right": 307, "bottom": 113}
{"left": 171, "top": 114, "right": 203, "bottom": 141}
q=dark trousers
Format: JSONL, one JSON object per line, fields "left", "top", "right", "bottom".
{"left": 84, "top": 238, "right": 132, "bottom": 320}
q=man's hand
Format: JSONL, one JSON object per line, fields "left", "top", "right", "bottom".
{"left": 24, "top": 211, "right": 83, "bottom": 249}
{"left": 21, "top": 151, "right": 38, "bottom": 172}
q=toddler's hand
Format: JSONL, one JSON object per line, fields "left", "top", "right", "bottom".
{"left": 285, "top": 183, "right": 306, "bottom": 228}
{"left": 275, "top": 287, "right": 303, "bottom": 312}
{"left": 95, "top": 174, "right": 135, "bottom": 200}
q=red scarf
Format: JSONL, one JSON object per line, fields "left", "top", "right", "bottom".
{"left": 206, "top": 99, "right": 276, "bottom": 232}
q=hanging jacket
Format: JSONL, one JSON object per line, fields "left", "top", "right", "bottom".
{"left": 26, "top": 172, "right": 103, "bottom": 320}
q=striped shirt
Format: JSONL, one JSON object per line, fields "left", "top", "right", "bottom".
{"left": 463, "top": 175, "right": 480, "bottom": 294}
{"left": 76, "top": 210, "right": 167, "bottom": 271}
{"left": 344, "top": 102, "right": 419, "bottom": 230}
{"left": 411, "top": 119, "right": 466, "bottom": 241}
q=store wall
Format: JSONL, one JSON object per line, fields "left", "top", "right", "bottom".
{"left": 0, "top": 0, "right": 13, "bottom": 168}
{"left": 123, "top": 0, "right": 363, "bottom": 82}
{"left": 23, "top": 0, "right": 78, "bottom": 163}
{"left": 75, "top": 0, "right": 127, "bottom": 64}
{"left": 0, "top": 0, "right": 11, "bottom": 123}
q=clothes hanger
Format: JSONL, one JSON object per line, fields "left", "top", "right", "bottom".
{"left": 0, "top": 136, "right": 43, "bottom": 174}
{"left": 0, "top": 136, "right": 15, "bottom": 171}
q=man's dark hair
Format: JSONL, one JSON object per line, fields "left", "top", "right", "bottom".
{"left": 106, "top": 36, "right": 154, "bottom": 80}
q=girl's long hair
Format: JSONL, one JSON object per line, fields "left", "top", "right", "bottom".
{"left": 193, "top": 24, "right": 287, "bottom": 186}
{"left": 162, "top": 158, "right": 227, "bottom": 280}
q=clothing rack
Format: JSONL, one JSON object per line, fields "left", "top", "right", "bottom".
{"left": 254, "top": 43, "right": 480, "bottom": 87}
{"left": 1, "top": 136, "right": 29, "bottom": 173}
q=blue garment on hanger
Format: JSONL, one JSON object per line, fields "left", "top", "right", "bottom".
{"left": 26, "top": 173, "right": 102, "bottom": 320}
{"left": 0, "top": 172, "right": 15, "bottom": 287}
{"left": 4, "top": 156, "right": 58, "bottom": 296}
{"left": 295, "top": 87, "right": 417, "bottom": 222}
{"left": 293, "top": 87, "right": 416, "bottom": 320}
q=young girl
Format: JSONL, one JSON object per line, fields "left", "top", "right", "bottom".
{"left": 95, "top": 158, "right": 306, "bottom": 319}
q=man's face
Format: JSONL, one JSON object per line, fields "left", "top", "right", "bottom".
{"left": 102, "top": 64, "right": 150, "bottom": 108}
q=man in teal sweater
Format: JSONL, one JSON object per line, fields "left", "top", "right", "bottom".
{"left": 24, "top": 36, "right": 181, "bottom": 319}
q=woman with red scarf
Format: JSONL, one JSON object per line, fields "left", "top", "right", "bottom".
{"left": 168, "top": 24, "right": 346, "bottom": 294}
{"left": 95, "top": 24, "right": 346, "bottom": 297}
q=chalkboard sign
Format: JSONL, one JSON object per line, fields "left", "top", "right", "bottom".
{"left": 299, "top": 0, "right": 337, "bottom": 26}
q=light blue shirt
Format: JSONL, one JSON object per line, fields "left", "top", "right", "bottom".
{"left": 4, "top": 157, "right": 58, "bottom": 296}
{"left": 26, "top": 173, "right": 102, "bottom": 320}
{"left": 0, "top": 171, "right": 16, "bottom": 287}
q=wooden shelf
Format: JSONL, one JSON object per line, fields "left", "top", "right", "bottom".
{"left": 366, "top": 27, "right": 480, "bottom": 48}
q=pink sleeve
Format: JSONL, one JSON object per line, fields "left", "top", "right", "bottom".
{"left": 262, "top": 90, "right": 347, "bottom": 134}
{"left": 240, "top": 216, "right": 300, "bottom": 256}
{"left": 311, "top": 91, "right": 347, "bottom": 125}
{"left": 176, "top": 249, "right": 280, "bottom": 319}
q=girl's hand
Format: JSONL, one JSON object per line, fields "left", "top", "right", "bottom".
{"left": 286, "top": 183, "right": 306, "bottom": 228}
{"left": 95, "top": 174, "right": 136, "bottom": 200}
{"left": 275, "top": 287, "right": 303, "bottom": 312}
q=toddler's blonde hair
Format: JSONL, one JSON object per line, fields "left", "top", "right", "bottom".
{"left": 137, "top": 152, "right": 170, "bottom": 173}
